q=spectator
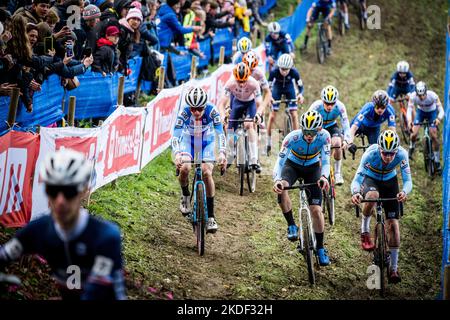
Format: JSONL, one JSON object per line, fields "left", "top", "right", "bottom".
{"left": 247, "top": 0, "right": 265, "bottom": 27}
{"left": 82, "top": 3, "right": 101, "bottom": 50}
{"left": 204, "top": 0, "right": 234, "bottom": 36}
{"left": 157, "top": 0, "right": 201, "bottom": 86}
{"left": 44, "top": 6, "right": 60, "bottom": 32}
{"left": 92, "top": 24, "right": 119, "bottom": 75}
{"left": 234, "top": 0, "right": 251, "bottom": 36}
{"left": 183, "top": 0, "right": 205, "bottom": 58}
{"left": 13, "top": 0, "right": 50, "bottom": 25}
{"left": 118, "top": 7, "right": 142, "bottom": 72}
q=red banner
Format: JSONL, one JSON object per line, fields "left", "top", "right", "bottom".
{"left": 150, "top": 95, "right": 179, "bottom": 154}
{"left": 0, "top": 131, "right": 40, "bottom": 227}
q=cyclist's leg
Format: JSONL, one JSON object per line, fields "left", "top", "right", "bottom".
{"left": 278, "top": 160, "right": 301, "bottom": 240}
{"left": 303, "top": 163, "right": 325, "bottom": 243}
{"left": 322, "top": 8, "right": 333, "bottom": 50}
{"left": 341, "top": 0, "right": 350, "bottom": 27}
{"left": 410, "top": 109, "right": 423, "bottom": 155}
{"left": 303, "top": 7, "right": 318, "bottom": 48}
{"left": 427, "top": 110, "right": 440, "bottom": 164}
{"left": 329, "top": 125, "right": 344, "bottom": 181}
{"left": 178, "top": 139, "right": 194, "bottom": 215}
{"left": 360, "top": 176, "right": 379, "bottom": 250}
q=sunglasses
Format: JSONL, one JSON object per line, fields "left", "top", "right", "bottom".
{"left": 280, "top": 68, "right": 290, "bottom": 72}
{"left": 375, "top": 105, "right": 386, "bottom": 110}
{"left": 381, "top": 151, "right": 397, "bottom": 157}
{"left": 190, "top": 107, "right": 205, "bottom": 112}
{"left": 46, "top": 185, "right": 80, "bottom": 200}
{"left": 324, "top": 102, "right": 335, "bottom": 107}
{"left": 303, "top": 129, "right": 318, "bottom": 137}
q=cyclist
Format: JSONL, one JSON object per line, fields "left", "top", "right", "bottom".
{"left": 336, "top": 0, "right": 350, "bottom": 29}
{"left": 351, "top": 130, "right": 412, "bottom": 284}
{"left": 0, "top": 150, "right": 126, "bottom": 300}
{"left": 300, "top": 0, "right": 336, "bottom": 55}
{"left": 232, "top": 36, "right": 253, "bottom": 64}
{"left": 171, "top": 87, "right": 227, "bottom": 233}
{"left": 242, "top": 50, "right": 272, "bottom": 112}
{"left": 217, "top": 62, "right": 264, "bottom": 173}
{"left": 264, "top": 21, "right": 295, "bottom": 70}
{"left": 273, "top": 110, "right": 331, "bottom": 266}
{"left": 349, "top": 89, "right": 396, "bottom": 146}
{"left": 308, "top": 85, "right": 352, "bottom": 185}
{"left": 387, "top": 61, "right": 415, "bottom": 103}
{"left": 266, "top": 54, "right": 305, "bottom": 155}
{"left": 407, "top": 81, "right": 444, "bottom": 171}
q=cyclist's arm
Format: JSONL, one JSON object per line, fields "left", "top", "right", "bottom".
{"left": 306, "top": 6, "right": 314, "bottom": 21}
{"left": 350, "top": 111, "right": 364, "bottom": 138}
{"left": 320, "top": 136, "right": 331, "bottom": 178}
{"left": 436, "top": 97, "right": 445, "bottom": 120}
{"left": 407, "top": 99, "right": 415, "bottom": 124}
{"left": 292, "top": 69, "right": 304, "bottom": 95}
{"left": 350, "top": 151, "right": 370, "bottom": 195}
{"left": 211, "top": 107, "right": 227, "bottom": 154}
{"left": 273, "top": 131, "right": 295, "bottom": 181}
{"left": 407, "top": 74, "right": 416, "bottom": 93}
{"left": 387, "top": 107, "right": 396, "bottom": 128}
{"left": 171, "top": 111, "right": 188, "bottom": 155}
{"left": 399, "top": 152, "right": 413, "bottom": 195}
{"left": 262, "top": 86, "right": 272, "bottom": 110}
{"left": 339, "top": 103, "right": 352, "bottom": 143}
{"left": 82, "top": 228, "right": 126, "bottom": 300}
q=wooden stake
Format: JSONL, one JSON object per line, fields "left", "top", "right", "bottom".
{"left": 289, "top": 4, "right": 294, "bottom": 15}
{"left": 219, "top": 46, "right": 225, "bottom": 66}
{"left": 190, "top": 55, "right": 197, "bottom": 79}
{"left": 232, "top": 38, "right": 237, "bottom": 55}
{"left": 117, "top": 76, "right": 125, "bottom": 106}
{"left": 68, "top": 96, "right": 76, "bottom": 127}
{"left": 7, "top": 88, "right": 20, "bottom": 128}
{"left": 158, "top": 66, "right": 165, "bottom": 93}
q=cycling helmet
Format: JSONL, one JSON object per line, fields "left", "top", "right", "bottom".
{"left": 242, "top": 50, "right": 259, "bottom": 70}
{"left": 40, "top": 149, "right": 92, "bottom": 192}
{"left": 321, "top": 85, "right": 339, "bottom": 104}
{"left": 237, "top": 36, "right": 252, "bottom": 54}
{"left": 185, "top": 87, "right": 208, "bottom": 108}
{"left": 233, "top": 62, "right": 251, "bottom": 82}
{"left": 300, "top": 110, "right": 323, "bottom": 131}
{"left": 415, "top": 81, "right": 427, "bottom": 96}
{"left": 277, "top": 53, "right": 294, "bottom": 69}
{"left": 372, "top": 89, "right": 389, "bottom": 108}
{"left": 396, "top": 60, "right": 409, "bottom": 73}
{"left": 378, "top": 130, "right": 400, "bottom": 152}
{"left": 268, "top": 21, "right": 281, "bottom": 33}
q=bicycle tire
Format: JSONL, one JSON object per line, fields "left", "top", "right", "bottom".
{"left": 359, "top": 4, "right": 366, "bottom": 30}
{"left": 339, "top": 12, "right": 345, "bottom": 36}
{"left": 239, "top": 164, "right": 245, "bottom": 196}
{"left": 399, "top": 113, "right": 410, "bottom": 145}
{"left": 329, "top": 187, "right": 335, "bottom": 226}
{"left": 424, "top": 137, "right": 434, "bottom": 176}
{"left": 376, "top": 222, "right": 386, "bottom": 296}
{"left": 195, "top": 183, "right": 206, "bottom": 256}
{"left": 316, "top": 25, "right": 326, "bottom": 64}
{"left": 237, "top": 132, "right": 246, "bottom": 195}
{"left": 302, "top": 212, "right": 315, "bottom": 285}
{"left": 284, "top": 111, "right": 293, "bottom": 137}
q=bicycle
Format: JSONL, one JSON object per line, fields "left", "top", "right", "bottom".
{"left": 316, "top": 19, "right": 330, "bottom": 64}
{"left": 394, "top": 94, "right": 411, "bottom": 145}
{"left": 355, "top": 198, "right": 403, "bottom": 297}
{"left": 344, "top": 134, "right": 369, "bottom": 160}
{"left": 416, "top": 119, "right": 436, "bottom": 177}
{"left": 229, "top": 119, "right": 259, "bottom": 196}
{"left": 322, "top": 146, "right": 341, "bottom": 226}
{"left": 283, "top": 181, "right": 324, "bottom": 285}
{"left": 176, "top": 159, "right": 225, "bottom": 256}
{"left": 271, "top": 95, "right": 299, "bottom": 149}
{"left": 350, "top": 0, "right": 367, "bottom": 30}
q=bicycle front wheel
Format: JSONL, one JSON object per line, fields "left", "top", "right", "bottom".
{"left": 284, "top": 111, "right": 293, "bottom": 137}
{"left": 423, "top": 137, "right": 434, "bottom": 176}
{"left": 316, "top": 26, "right": 326, "bottom": 64}
{"left": 302, "top": 212, "right": 315, "bottom": 285}
{"left": 195, "top": 184, "right": 206, "bottom": 256}
{"left": 399, "top": 113, "right": 410, "bottom": 145}
{"left": 375, "top": 222, "right": 386, "bottom": 296}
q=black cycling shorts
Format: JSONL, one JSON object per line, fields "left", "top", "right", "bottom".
{"left": 324, "top": 123, "right": 342, "bottom": 138}
{"left": 281, "top": 159, "right": 322, "bottom": 206}
{"left": 361, "top": 175, "right": 400, "bottom": 220}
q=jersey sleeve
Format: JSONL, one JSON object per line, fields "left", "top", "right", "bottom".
{"left": 399, "top": 151, "right": 413, "bottom": 194}
{"left": 338, "top": 102, "right": 352, "bottom": 142}
{"left": 320, "top": 133, "right": 331, "bottom": 177}
{"left": 352, "top": 110, "right": 365, "bottom": 128}
{"left": 171, "top": 107, "right": 189, "bottom": 154}
{"left": 273, "top": 131, "right": 296, "bottom": 181}
{"left": 209, "top": 106, "right": 227, "bottom": 153}
{"left": 387, "top": 106, "right": 396, "bottom": 127}
{"left": 350, "top": 149, "right": 370, "bottom": 194}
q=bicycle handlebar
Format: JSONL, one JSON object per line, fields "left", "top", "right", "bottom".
{"left": 175, "top": 160, "right": 226, "bottom": 177}
{"left": 228, "top": 119, "right": 256, "bottom": 123}
{"left": 355, "top": 198, "right": 404, "bottom": 217}
{"left": 272, "top": 99, "right": 298, "bottom": 104}
{"left": 282, "top": 182, "right": 322, "bottom": 190}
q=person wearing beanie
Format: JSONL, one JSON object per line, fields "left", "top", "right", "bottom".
{"left": 131, "top": 1, "right": 141, "bottom": 10}
{"left": 83, "top": 4, "right": 102, "bottom": 23}
{"left": 12, "top": 0, "right": 50, "bottom": 25}
{"left": 117, "top": 6, "right": 141, "bottom": 72}
{"left": 92, "top": 25, "right": 119, "bottom": 75}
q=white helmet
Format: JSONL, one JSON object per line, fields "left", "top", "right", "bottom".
{"left": 185, "top": 87, "right": 208, "bottom": 108}
{"left": 237, "top": 37, "right": 252, "bottom": 54}
{"left": 378, "top": 130, "right": 400, "bottom": 152}
{"left": 40, "top": 149, "right": 92, "bottom": 192}
{"left": 277, "top": 53, "right": 294, "bottom": 69}
{"left": 300, "top": 110, "right": 323, "bottom": 131}
{"left": 415, "top": 81, "right": 427, "bottom": 96}
{"left": 397, "top": 60, "right": 409, "bottom": 73}
{"left": 268, "top": 21, "right": 281, "bottom": 33}
{"left": 321, "top": 85, "right": 339, "bottom": 104}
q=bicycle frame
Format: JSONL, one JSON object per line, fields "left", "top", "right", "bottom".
{"left": 298, "top": 188, "right": 317, "bottom": 253}
{"left": 417, "top": 119, "right": 435, "bottom": 176}
{"left": 191, "top": 164, "right": 208, "bottom": 227}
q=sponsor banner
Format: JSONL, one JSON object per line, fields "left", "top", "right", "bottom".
{"left": 141, "top": 87, "right": 183, "bottom": 168}
{"left": 0, "top": 131, "right": 40, "bottom": 227}
{"left": 213, "top": 64, "right": 234, "bottom": 105}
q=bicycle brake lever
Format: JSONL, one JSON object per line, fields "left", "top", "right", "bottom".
{"left": 175, "top": 169, "right": 180, "bottom": 177}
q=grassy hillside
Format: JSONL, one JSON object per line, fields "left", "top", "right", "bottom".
{"left": 1, "top": 0, "right": 446, "bottom": 300}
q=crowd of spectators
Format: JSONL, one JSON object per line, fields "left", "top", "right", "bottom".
{"left": 0, "top": 0, "right": 267, "bottom": 110}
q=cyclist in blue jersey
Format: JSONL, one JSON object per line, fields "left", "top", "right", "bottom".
{"left": 0, "top": 149, "right": 126, "bottom": 300}
{"left": 232, "top": 36, "right": 252, "bottom": 64}
{"left": 349, "top": 90, "right": 396, "bottom": 147}
{"left": 387, "top": 61, "right": 415, "bottom": 103}
{"left": 266, "top": 54, "right": 305, "bottom": 155}
{"left": 308, "top": 85, "right": 352, "bottom": 185}
{"left": 265, "top": 21, "right": 295, "bottom": 70}
{"left": 171, "top": 87, "right": 227, "bottom": 232}
{"left": 351, "top": 130, "right": 412, "bottom": 284}
{"left": 301, "top": 0, "right": 336, "bottom": 55}
{"left": 273, "top": 110, "right": 331, "bottom": 266}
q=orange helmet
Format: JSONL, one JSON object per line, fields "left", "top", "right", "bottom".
{"left": 233, "top": 62, "right": 251, "bottom": 82}
{"left": 242, "top": 51, "right": 259, "bottom": 70}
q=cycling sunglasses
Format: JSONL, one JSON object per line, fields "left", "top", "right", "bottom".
{"left": 381, "top": 150, "right": 397, "bottom": 157}
{"left": 375, "top": 105, "right": 386, "bottom": 110}
{"left": 46, "top": 185, "right": 80, "bottom": 200}
{"left": 190, "top": 106, "right": 205, "bottom": 112}
{"left": 280, "top": 68, "right": 290, "bottom": 72}
{"left": 303, "top": 129, "right": 318, "bottom": 137}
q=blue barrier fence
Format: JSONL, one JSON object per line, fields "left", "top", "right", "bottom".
{"left": 441, "top": 17, "right": 450, "bottom": 298}
{"left": 278, "top": 0, "right": 313, "bottom": 42}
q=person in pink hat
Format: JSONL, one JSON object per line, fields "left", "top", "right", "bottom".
{"left": 117, "top": 7, "right": 143, "bottom": 73}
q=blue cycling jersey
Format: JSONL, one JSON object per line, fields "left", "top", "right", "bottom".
{"left": 268, "top": 67, "right": 304, "bottom": 95}
{"left": 171, "top": 103, "right": 226, "bottom": 155}
{"left": 351, "top": 102, "right": 396, "bottom": 128}
{"left": 387, "top": 71, "right": 415, "bottom": 98}
{"left": 273, "top": 129, "right": 331, "bottom": 181}
{"left": 264, "top": 31, "right": 293, "bottom": 55}
{"left": 308, "top": 99, "right": 351, "bottom": 141}
{"left": 0, "top": 209, "right": 126, "bottom": 300}
{"left": 350, "top": 144, "right": 413, "bottom": 195}
{"left": 312, "top": 0, "right": 337, "bottom": 9}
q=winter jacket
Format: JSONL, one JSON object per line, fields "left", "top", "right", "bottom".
{"left": 92, "top": 37, "right": 118, "bottom": 74}
{"left": 157, "top": 4, "right": 194, "bottom": 48}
